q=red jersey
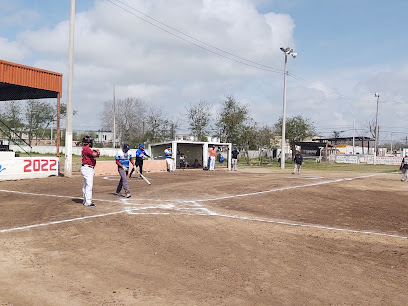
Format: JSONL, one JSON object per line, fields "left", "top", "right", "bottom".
{"left": 209, "top": 149, "right": 217, "bottom": 157}
{"left": 82, "top": 145, "right": 96, "bottom": 167}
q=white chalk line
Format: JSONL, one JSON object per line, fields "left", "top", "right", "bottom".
{"left": 194, "top": 173, "right": 383, "bottom": 202}
{"left": 2, "top": 173, "right": 403, "bottom": 240}
{"left": 0, "top": 210, "right": 127, "bottom": 233}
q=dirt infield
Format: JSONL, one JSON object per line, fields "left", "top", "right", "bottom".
{"left": 0, "top": 169, "right": 407, "bottom": 305}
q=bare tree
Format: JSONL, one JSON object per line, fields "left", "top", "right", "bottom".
{"left": 186, "top": 100, "right": 212, "bottom": 141}
{"left": 0, "top": 101, "right": 24, "bottom": 136}
{"left": 100, "top": 97, "right": 147, "bottom": 145}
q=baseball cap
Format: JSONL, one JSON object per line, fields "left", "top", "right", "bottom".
{"left": 139, "top": 143, "right": 144, "bottom": 148}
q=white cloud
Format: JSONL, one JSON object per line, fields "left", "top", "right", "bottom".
{"left": 2, "top": 0, "right": 407, "bottom": 142}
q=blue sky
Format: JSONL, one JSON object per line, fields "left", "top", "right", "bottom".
{"left": 1, "top": 0, "right": 407, "bottom": 143}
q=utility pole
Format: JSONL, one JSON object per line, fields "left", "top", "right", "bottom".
{"left": 113, "top": 84, "right": 116, "bottom": 148}
{"left": 374, "top": 92, "right": 380, "bottom": 165}
{"left": 352, "top": 118, "right": 355, "bottom": 154}
{"left": 279, "top": 47, "right": 297, "bottom": 169}
{"left": 64, "top": 0, "right": 75, "bottom": 177}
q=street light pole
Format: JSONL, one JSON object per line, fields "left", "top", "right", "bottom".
{"left": 280, "top": 47, "right": 297, "bottom": 169}
{"left": 64, "top": 0, "right": 75, "bottom": 177}
{"left": 374, "top": 92, "right": 380, "bottom": 165}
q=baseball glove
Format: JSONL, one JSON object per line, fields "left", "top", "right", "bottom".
{"left": 94, "top": 149, "right": 101, "bottom": 157}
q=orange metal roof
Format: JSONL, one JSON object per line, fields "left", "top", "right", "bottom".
{"left": 0, "top": 59, "right": 63, "bottom": 101}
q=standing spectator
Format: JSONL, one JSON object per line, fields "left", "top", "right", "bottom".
{"left": 292, "top": 150, "right": 303, "bottom": 175}
{"left": 231, "top": 147, "right": 239, "bottom": 171}
{"left": 209, "top": 145, "right": 217, "bottom": 171}
{"left": 81, "top": 136, "right": 100, "bottom": 207}
{"left": 278, "top": 151, "right": 282, "bottom": 166}
{"left": 115, "top": 144, "right": 134, "bottom": 198}
{"left": 400, "top": 154, "right": 408, "bottom": 181}
{"left": 130, "top": 144, "right": 150, "bottom": 178}
{"left": 164, "top": 145, "right": 174, "bottom": 172}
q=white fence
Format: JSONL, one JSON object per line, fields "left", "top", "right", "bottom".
{"left": 335, "top": 154, "right": 402, "bottom": 165}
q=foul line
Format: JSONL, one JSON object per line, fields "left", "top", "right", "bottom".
{"left": 0, "top": 210, "right": 126, "bottom": 233}
{"left": 2, "top": 173, "right": 400, "bottom": 240}
{"left": 195, "top": 173, "right": 383, "bottom": 202}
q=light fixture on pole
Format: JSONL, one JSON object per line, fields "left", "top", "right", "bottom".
{"left": 280, "top": 47, "right": 297, "bottom": 169}
{"left": 374, "top": 92, "right": 380, "bottom": 165}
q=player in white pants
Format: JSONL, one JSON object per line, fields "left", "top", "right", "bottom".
{"left": 164, "top": 146, "right": 174, "bottom": 172}
{"left": 81, "top": 136, "right": 100, "bottom": 207}
{"left": 209, "top": 145, "right": 217, "bottom": 171}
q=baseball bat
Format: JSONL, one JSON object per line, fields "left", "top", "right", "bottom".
{"left": 133, "top": 167, "right": 151, "bottom": 185}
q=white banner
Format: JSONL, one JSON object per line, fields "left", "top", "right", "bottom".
{"left": 335, "top": 155, "right": 359, "bottom": 164}
{"left": 0, "top": 157, "right": 59, "bottom": 181}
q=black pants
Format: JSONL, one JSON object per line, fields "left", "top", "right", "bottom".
{"left": 130, "top": 159, "right": 143, "bottom": 177}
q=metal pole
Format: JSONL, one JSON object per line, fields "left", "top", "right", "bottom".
{"left": 113, "top": 84, "right": 116, "bottom": 148}
{"left": 64, "top": 0, "right": 75, "bottom": 177}
{"left": 56, "top": 93, "right": 60, "bottom": 157}
{"left": 281, "top": 53, "right": 288, "bottom": 169}
{"left": 390, "top": 132, "right": 393, "bottom": 153}
{"left": 374, "top": 92, "right": 380, "bottom": 165}
{"left": 352, "top": 118, "right": 355, "bottom": 154}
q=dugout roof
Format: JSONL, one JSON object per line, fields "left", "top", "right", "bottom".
{"left": 0, "top": 59, "right": 63, "bottom": 101}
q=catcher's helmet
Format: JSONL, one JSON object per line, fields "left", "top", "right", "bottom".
{"left": 82, "top": 136, "right": 94, "bottom": 147}
{"left": 123, "top": 144, "right": 130, "bottom": 152}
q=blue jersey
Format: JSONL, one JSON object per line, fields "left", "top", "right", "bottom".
{"left": 164, "top": 148, "right": 172, "bottom": 158}
{"left": 115, "top": 149, "right": 132, "bottom": 167}
{"left": 135, "top": 149, "right": 150, "bottom": 161}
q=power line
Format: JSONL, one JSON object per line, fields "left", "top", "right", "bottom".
{"left": 106, "top": 0, "right": 284, "bottom": 74}
{"left": 105, "top": 0, "right": 407, "bottom": 106}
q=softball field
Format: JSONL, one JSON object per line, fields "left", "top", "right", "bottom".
{"left": 0, "top": 168, "right": 407, "bottom": 305}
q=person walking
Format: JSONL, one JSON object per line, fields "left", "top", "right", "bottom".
{"left": 400, "top": 154, "right": 408, "bottom": 181}
{"left": 231, "top": 147, "right": 239, "bottom": 171}
{"left": 292, "top": 150, "right": 303, "bottom": 175}
{"left": 80, "top": 136, "right": 100, "bottom": 207}
{"left": 164, "top": 145, "right": 174, "bottom": 172}
{"left": 130, "top": 143, "right": 150, "bottom": 178}
{"left": 209, "top": 145, "right": 217, "bottom": 171}
{"left": 115, "top": 144, "right": 135, "bottom": 198}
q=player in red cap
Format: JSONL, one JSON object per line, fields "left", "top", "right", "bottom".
{"left": 81, "top": 136, "right": 100, "bottom": 207}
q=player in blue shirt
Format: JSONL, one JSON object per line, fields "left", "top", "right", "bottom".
{"left": 129, "top": 143, "right": 150, "bottom": 178}
{"left": 115, "top": 144, "right": 134, "bottom": 197}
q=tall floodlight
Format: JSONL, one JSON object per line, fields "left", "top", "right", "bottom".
{"left": 280, "top": 47, "right": 297, "bottom": 169}
{"left": 64, "top": 0, "right": 76, "bottom": 177}
{"left": 374, "top": 92, "right": 380, "bottom": 165}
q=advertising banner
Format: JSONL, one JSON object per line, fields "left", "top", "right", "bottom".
{"left": 0, "top": 157, "right": 59, "bottom": 181}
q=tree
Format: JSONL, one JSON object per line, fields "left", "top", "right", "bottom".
{"left": 239, "top": 121, "right": 258, "bottom": 164}
{"left": 0, "top": 101, "right": 24, "bottom": 138}
{"left": 255, "top": 124, "right": 276, "bottom": 165}
{"left": 100, "top": 97, "right": 147, "bottom": 145}
{"left": 25, "top": 100, "right": 55, "bottom": 145}
{"left": 186, "top": 100, "right": 212, "bottom": 142}
{"left": 144, "top": 106, "right": 179, "bottom": 143}
{"left": 217, "top": 96, "right": 251, "bottom": 144}
{"left": 274, "top": 115, "right": 316, "bottom": 159}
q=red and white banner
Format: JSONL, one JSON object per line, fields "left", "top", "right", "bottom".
{"left": 0, "top": 157, "right": 59, "bottom": 181}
